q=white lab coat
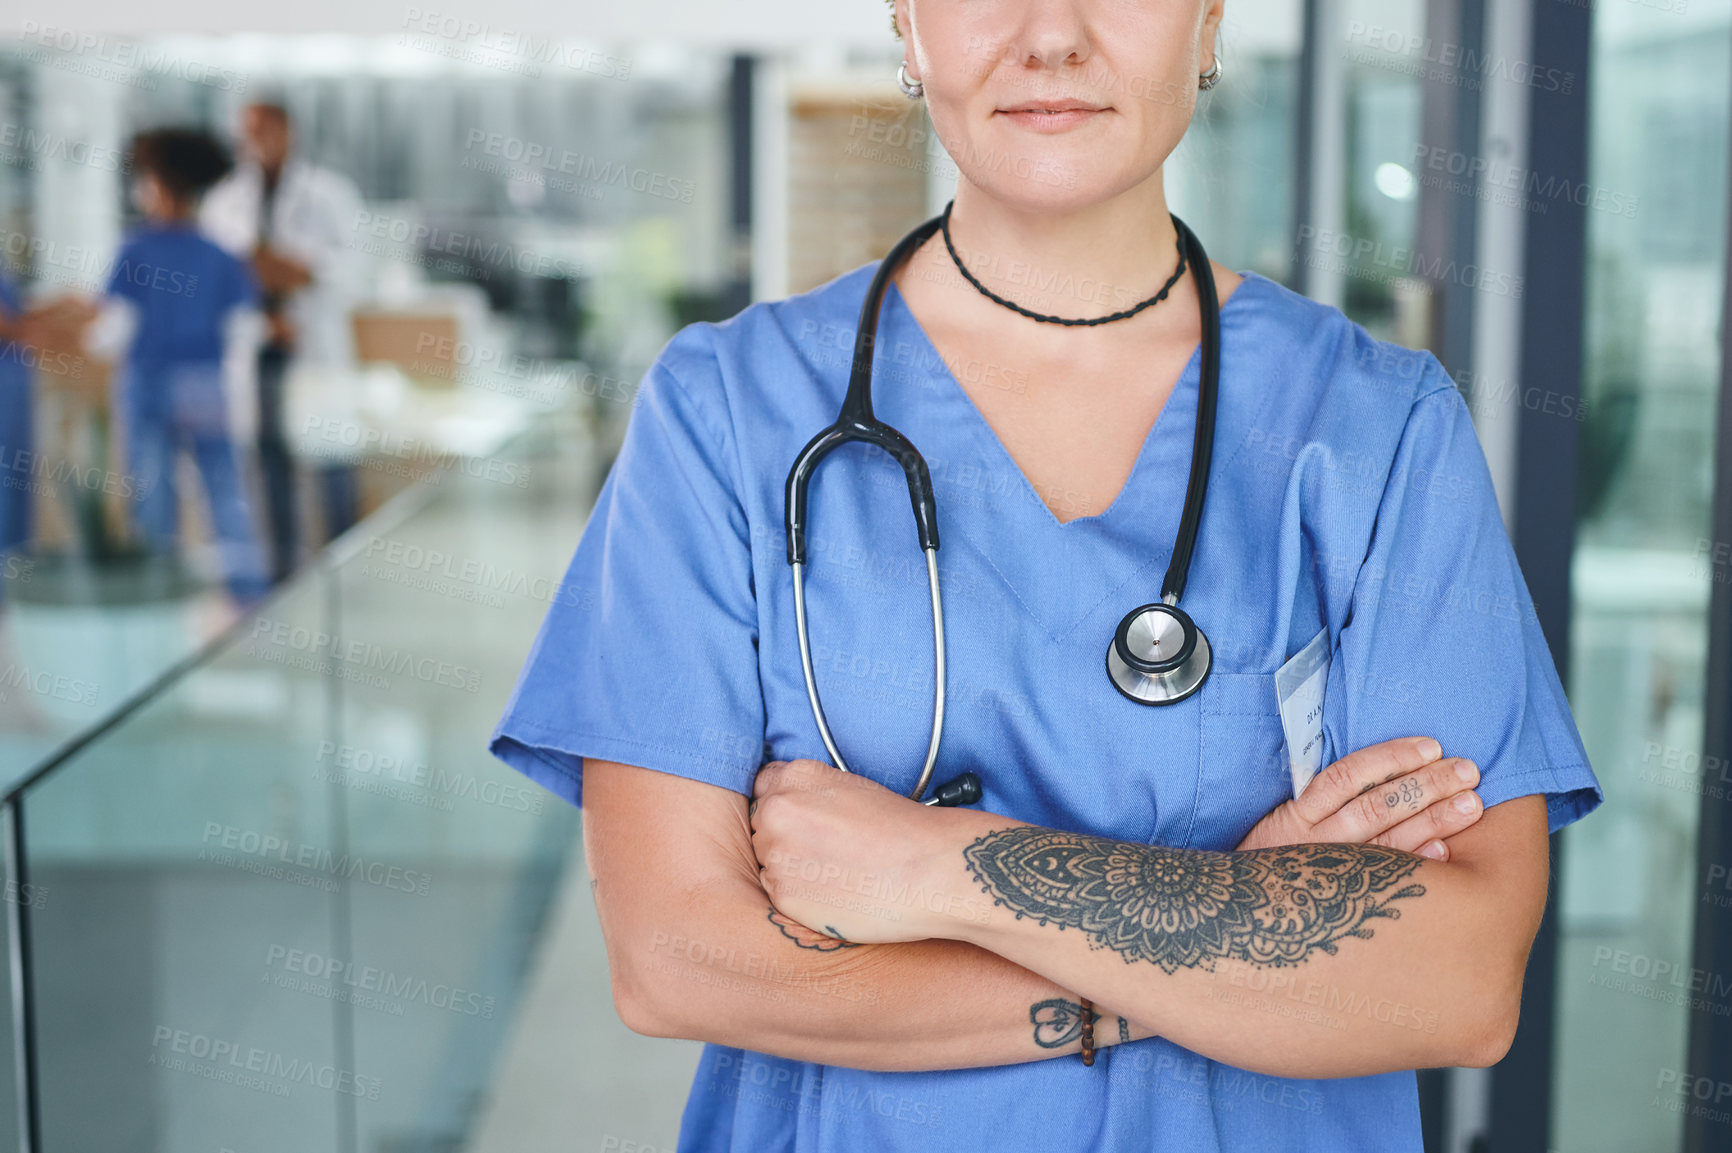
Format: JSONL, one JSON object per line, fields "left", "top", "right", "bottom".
{"left": 200, "top": 157, "right": 365, "bottom": 368}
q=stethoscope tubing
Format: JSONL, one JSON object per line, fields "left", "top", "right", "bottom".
{"left": 790, "top": 551, "right": 947, "bottom": 801}
{"left": 785, "top": 205, "right": 1218, "bottom": 801}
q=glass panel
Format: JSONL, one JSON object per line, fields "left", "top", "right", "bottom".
{"left": 1328, "top": 0, "right": 1429, "bottom": 342}
{"left": 0, "top": 802, "right": 20, "bottom": 1153}
{"left": 1168, "top": 0, "right": 1303, "bottom": 282}
{"left": 329, "top": 439, "right": 595, "bottom": 1151}
{"left": 14, "top": 429, "right": 701, "bottom": 1150}
{"left": 25, "top": 572, "right": 344, "bottom": 1152}
{"left": 1553, "top": 3, "right": 1732, "bottom": 1151}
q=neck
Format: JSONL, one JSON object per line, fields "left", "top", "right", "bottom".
{"left": 941, "top": 179, "right": 1183, "bottom": 322}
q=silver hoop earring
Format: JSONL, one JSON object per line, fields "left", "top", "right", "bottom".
{"left": 897, "top": 60, "right": 925, "bottom": 100}
{"left": 1199, "top": 54, "right": 1223, "bottom": 91}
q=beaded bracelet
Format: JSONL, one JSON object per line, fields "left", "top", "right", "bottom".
{"left": 1079, "top": 997, "right": 1096, "bottom": 1066}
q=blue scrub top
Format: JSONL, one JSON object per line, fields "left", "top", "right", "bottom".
{"left": 0, "top": 270, "right": 25, "bottom": 384}
{"left": 106, "top": 222, "right": 257, "bottom": 369}
{"left": 491, "top": 262, "right": 1603, "bottom": 1153}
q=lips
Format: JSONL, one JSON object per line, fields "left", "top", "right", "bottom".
{"left": 994, "top": 102, "right": 1109, "bottom": 132}
{"left": 998, "top": 101, "right": 1106, "bottom": 114}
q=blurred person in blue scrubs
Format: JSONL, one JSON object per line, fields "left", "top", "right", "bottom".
{"left": 0, "top": 276, "right": 92, "bottom": 564}
{"left": 202, "top": 100, "right": 365, "bottom": 582}
{"left": 490, "top": 2, "right": 1603, "bottom": 1151}
{"left": 0, "top": 271, "right": 37, "bottom": 559}
{"left": 84, "top": 128, "right": 269, "bottom": 603}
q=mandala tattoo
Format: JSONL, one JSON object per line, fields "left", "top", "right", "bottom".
{"left": 964, "top": 829, "right": 1425, "bottom": 974}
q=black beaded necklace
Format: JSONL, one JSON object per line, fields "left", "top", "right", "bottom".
{"left": 937, "top": 200, "right": 1188, "bottom": 327}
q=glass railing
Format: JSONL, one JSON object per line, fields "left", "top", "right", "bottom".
{"left": 0, "top": 412, "right": 700, "bottom": 1153}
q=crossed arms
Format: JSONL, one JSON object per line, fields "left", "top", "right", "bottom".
{"left": 583, "top": 738, "right": 1548, "bottom": 1078}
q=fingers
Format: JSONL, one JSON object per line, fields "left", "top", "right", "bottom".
{"left": 1292, "top": 736, "right": 1444, "bottom": 827}
{"left": 1308, "top": 756, "right": 1480, "bottom": 846}
{"left": 752, "top": 760, "right": 788, "bottom": 801}
{"left": 1366, "top": 788, "right": 1486, "bottom": 860}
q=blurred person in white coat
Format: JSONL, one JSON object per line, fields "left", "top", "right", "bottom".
{"left": 201, "top": 100, "right": 364, "bottom": 582}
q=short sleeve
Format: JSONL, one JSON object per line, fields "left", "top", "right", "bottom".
{"left": 1319, "top": 374, "right": 1602, "bottom": 834}
{"left": 104, "top": 241, "right": 147, "bottom": 306}
{"left": 488, "top": 325, "right": 765, "bottom": 807}
{"left": 225, "top": 250, "right": 260, "bottom": 312}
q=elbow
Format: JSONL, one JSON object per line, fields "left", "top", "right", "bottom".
{"left": 611, "top": 958, "right": 683, "bottom": 1039}
{"left": 1449, "top": 979, "right": 1523, "bottom": 1069}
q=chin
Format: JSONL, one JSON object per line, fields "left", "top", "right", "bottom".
{"left": 939, "top": 118, "right": 1161, "bottom": 216}
{"left": 963, "top": 157, "right": 1151, "bottom": 218}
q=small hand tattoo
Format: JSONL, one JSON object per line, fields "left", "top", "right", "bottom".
{"left": 1383, "top": 778, "right": 1425, "bottom": 813}
{"left": 767, "top": 907, "right": 858, "bottom": 951}
{"left": 1029, "top": 997, "right": 1097, "bottom": 1049}
{"left": 1118, "top": 1015, "right": 1131, "bottom": 1044}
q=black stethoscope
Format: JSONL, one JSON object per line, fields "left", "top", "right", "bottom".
{"left": 783, "top": 208, "right": 1220, "bottom": 807}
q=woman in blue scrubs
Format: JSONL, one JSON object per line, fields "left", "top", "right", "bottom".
{"left": 99, "top": 128, "right": 269, "bottom": 602}
{"left": 490, "top": 2, "right": 1602, "bottom": 1150}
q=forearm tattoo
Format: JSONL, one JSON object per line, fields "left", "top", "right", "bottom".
{"left": 767, "top": 907, "right": 858, "bottom": 951}
{"left": 965, "top": 830, "right": 1425, "bottom": 974}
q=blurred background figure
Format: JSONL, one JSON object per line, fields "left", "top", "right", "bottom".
{"left": 0, "top": 272, "right": 96, "bottom": 567}
{"left": 84, "top": 128, "right": 269, "bottom": 604}
{"left": 201, "top": 100, "right": 364, "bottom": 582}
{"left": 0, "top": 269, "right": 36, "bottom": 561}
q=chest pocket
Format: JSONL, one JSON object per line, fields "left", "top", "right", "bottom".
{"left": 1186, "top": 672, "right": 1292, "bottom": 851}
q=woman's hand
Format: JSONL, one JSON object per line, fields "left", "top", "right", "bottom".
{"left": 750, "top": 759, "right": 992, "bottom": 947}
{"left": 1235, "top": 736, "right": 1482, "bottom": 859}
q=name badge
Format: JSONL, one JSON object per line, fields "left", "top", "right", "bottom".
{"left": 1275, "top": 626, "right": 1331, "bottom": 798}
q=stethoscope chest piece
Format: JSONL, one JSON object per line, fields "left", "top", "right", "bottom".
{"left": 1106, "top": 601, "right": 1212, "bottom": 705}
